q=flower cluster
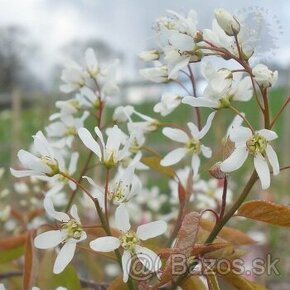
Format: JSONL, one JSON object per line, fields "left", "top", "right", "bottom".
{"left": 6, "top": 7, "right": 285, "bottom": 290}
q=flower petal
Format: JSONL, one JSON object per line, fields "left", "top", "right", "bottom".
{"left": 122, "top": 250, "right": 132, "bottom": 283}
{"left": 53, "top": 241, "right": 76, "bottom": 274}
{"left": 90, "top": 237, "right": 120, "bottom": 252}
{"left": 78, "top": 128, "right": 102, "bottom": 159}
{"left": 201, "top": 145, "right": 212, "bottom": 158}
{"left": 160, "top": 148, "right": 187, "bottom": 167}
{"left": 191, "top": 154, "right": 200, "bottom": 177}
{"left": 162, "top": 128, "right": 188, "bottom": 143}
{"left": 115, "top": 204, "right": 131, "bottom": 232}
{"left": 198, "top": 111, "right": 216, "bottom": 139}
{"left": 135, "top": 246, "right": 162, "bottom": 272}
{"left": 34, "top": 230, "right": 64, "bottom": 249}
{"left": 220, "top": 147, "right": 248, "bottom": 172}
{"left": 70, "top": 205, "right": 81, "bottom": 223}
{"left": 137, "top": 220, "right": 167, "bottom": 241}
{"left": 257, "top": 129, "right": 278, "bottom": 141}
{"left": 182, "top": 96, "right": 218, "bottom": 108}
{"left": 230, "top": 127, "right": 252, "bottom": 143}
{"left": 43, "top": 197, "right": 69, "bottom": 222}
{"left": 254, "top": 153, "right": 270, "bottom": 190}
{"left": 266, "top": 145, "right": 280, "bottom": 176}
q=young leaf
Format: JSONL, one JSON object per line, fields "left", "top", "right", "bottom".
{"left": 181, "top": 276, "right": 207, "bottom": 290}
{"left": 107, "top": 276, "right": 129, "bottom": 290}
{"left": 238, "top": 200, "right": 290, "bottom": 227}
{"left": 141, "top": 156, "right": 175, "bottom": 178}
{"left": 220, "top": 270, "right": 266, "bottom": 290}
{"left": 0, "top": 233, "right": 28, "bottom": 250}
{"left": 23, "top": 230, "right": 36, "bottom": 290}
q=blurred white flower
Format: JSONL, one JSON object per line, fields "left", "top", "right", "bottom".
{"left": 252, "top": 64, "right": 278, "bottom": 88}
{"left": 154, "top": 92, "right": 182, "bottom": 116}
{"left": 138, "top": 49, "right": 160, "bottom": 62}
{"left": 140, "top": 63, "right": 169, "bottom": 83}
{"left": 214, "top": 8, "right": 240, "bottom": 36}
{"left": 183, "top": 62, "right": 253, "bottom": 109}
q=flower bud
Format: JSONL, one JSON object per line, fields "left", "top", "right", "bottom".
{"left": 252, "top": 64, "right": 278, "bottom": 88}
{"left": 209, "top": 162, "right": 227, "bottom": 179}
{"left": 138, "top": 50, "right": 160, "bottom": 62}
{"left": 214, "top": 8, "right": 240, "bottom": 36}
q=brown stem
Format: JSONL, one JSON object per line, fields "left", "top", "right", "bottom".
{"left": 187, "top": 64, "right": 202, "bottom": 130}
{"left": 261, "top": 88, "right": 270, "bottom": 129}
{"left": 219, "top": 177, "right": 228, "bottom": 220}
{"left": 66, "top": 151, "right": 94, "bottom": 212}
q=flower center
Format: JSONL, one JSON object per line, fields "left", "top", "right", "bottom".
{"left": 109, "top": 182, "right": 128, "bottom": 203}
{"left": 187, "top": 138, "right": 201, "bottom": 154}
{"left": 103, "top": 150, "right": 117, "bottom": 168}
{"left": 62, "top": 219, "right": 83, "bottom": 240}
{"left": 41, "top": 156, "right": 59, "bottom": 176}
{"left": 119, "top": 231, "right": 140, "bottom": 252}
{"left": 129, "top": 138, "right": 141, "bottom": 154}
{"left": 65, "top": 126, "right": 77, "bottom": 136}
{"left": 246, "top": 134, "right": 268, "bottom": 155}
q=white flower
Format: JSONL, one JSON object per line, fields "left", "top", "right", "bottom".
{"left": 34, "top": 198, "right": 86, "bottom": 274}
{"left": 154, "top": 92, "right": 182, "bottom": 116}
{"left": 214, "top": 8, "right": 240, "bottom": 36}
{"left": 10, "top": 131, "right": 61, "bottom": 178}
{"left": 113, "top": 106, "right": 135, "bottom": 123}
{"left": 78, "top": 125, "right": 129, "bottom": 168}
{"left": 138, "top": 50, "right": 160, "bottom": 62}
{"left": 46, "top": 112, "right": 89, "bottom": 147}
{"left": 183, "top": 62, "right": 253, "bottom": 109}
{"left": 49, "top": 98, "right": 82, "bottom": 121}
{"left": 252, "top": 64, "right": 278, "bottom": 88}
{"left": 0, "top": 284, "right": 6, "bottom": 290}
{"left": 220, "top": 127, "right": 280, "bottom": 189}
{"left": 161, "top": 112, "right": 215, "bottom": 176}
{"left": 89, "top": 207, "right": 167, "bottom": 282}
{"left": 140, "top": 63, "right": 169, "bottom": 83}
{"left": 60, "top": 60, "right": 86, "bottom": 93}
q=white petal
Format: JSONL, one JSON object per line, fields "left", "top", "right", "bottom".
{"left": 34, "top": 230, "right": 64, "bottom": 249}
{"left": 70, "top": 205, "right": 81, "bottom": 223}
{"left": 90, "top": 236, "right": 120, "bottom": 252}
{"left": 230, "top": 127, "right": 252, "bottom": 143}
{"left": 254, "top": 153, "right": 270, "bottom": 190}
{"left": 94, "top": 127, "right": 105, "bottom": 149}
{"left": 137, "top": 220, "right": 167, "bottom": 241}
{"left": 182, "top": 96, "right": 218, "bottom": 108}
{"left": 198, "top": 111, "right": 216, "bottom": 139}
{"left": 266, "top": 145, "right": 280, "bottom": 176}
{"left": 115, "top": 204, "right": 131, "bottom": 232}
{"left": 10, "top": 168, "right": 37, "bottom": 178}
{"left": 201, "top": 145, "right": 212, "bottom": 158}
{"left": 122, "top": 250, "right": 132, "bottom": 283}
{"left": 220, "top": 147, "right": 248, "bottom": 172}
{"left": 160, "top": 148, "right": 187, "bottom": 166}
{"left": 43, "top": 197, "right": 69, "bottom": 222}
{"left": 68, "top": 152, "right": 79, "bottom": 174}
{"left": 78, "top": 128, "right": 102, "bottom": 159}
{"left": 135, "top": 246, "right": 162, "bottom": 272}
{"left": 257, "top": 129, "right": 278, "bottom": 141}
{"left": 191, "top": 154, "right": 200, "bottom": 177}
{"left": 106, "top": 125, "right": 122, "bottom": 152}
{"left": 53, "top": 241, "right": 76, "bottom": 274}
{"left": 187, "top": 122, "right": 199, "bottom": 138}
{"left": 162, "top": 128, "right": 188, "bottom": 143}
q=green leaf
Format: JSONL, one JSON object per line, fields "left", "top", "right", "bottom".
{"left": 238, "top": 200, "right": 290, "bottom": 227}
{"left": 141, "top": 156, "right": 175, "bottom": 178}
{"left": 37, "top": 250, "right": 81, "bottom": 289}
{"left": 0, "top": 246, "right": 24, "bottom": 264}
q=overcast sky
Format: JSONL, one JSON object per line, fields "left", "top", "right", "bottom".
{"left": 1, "top": 0, "right": 290, "bottom": 85}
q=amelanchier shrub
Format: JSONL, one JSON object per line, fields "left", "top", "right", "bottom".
{"left": 1, "top": 7, "right": 289, "bottom": 290}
